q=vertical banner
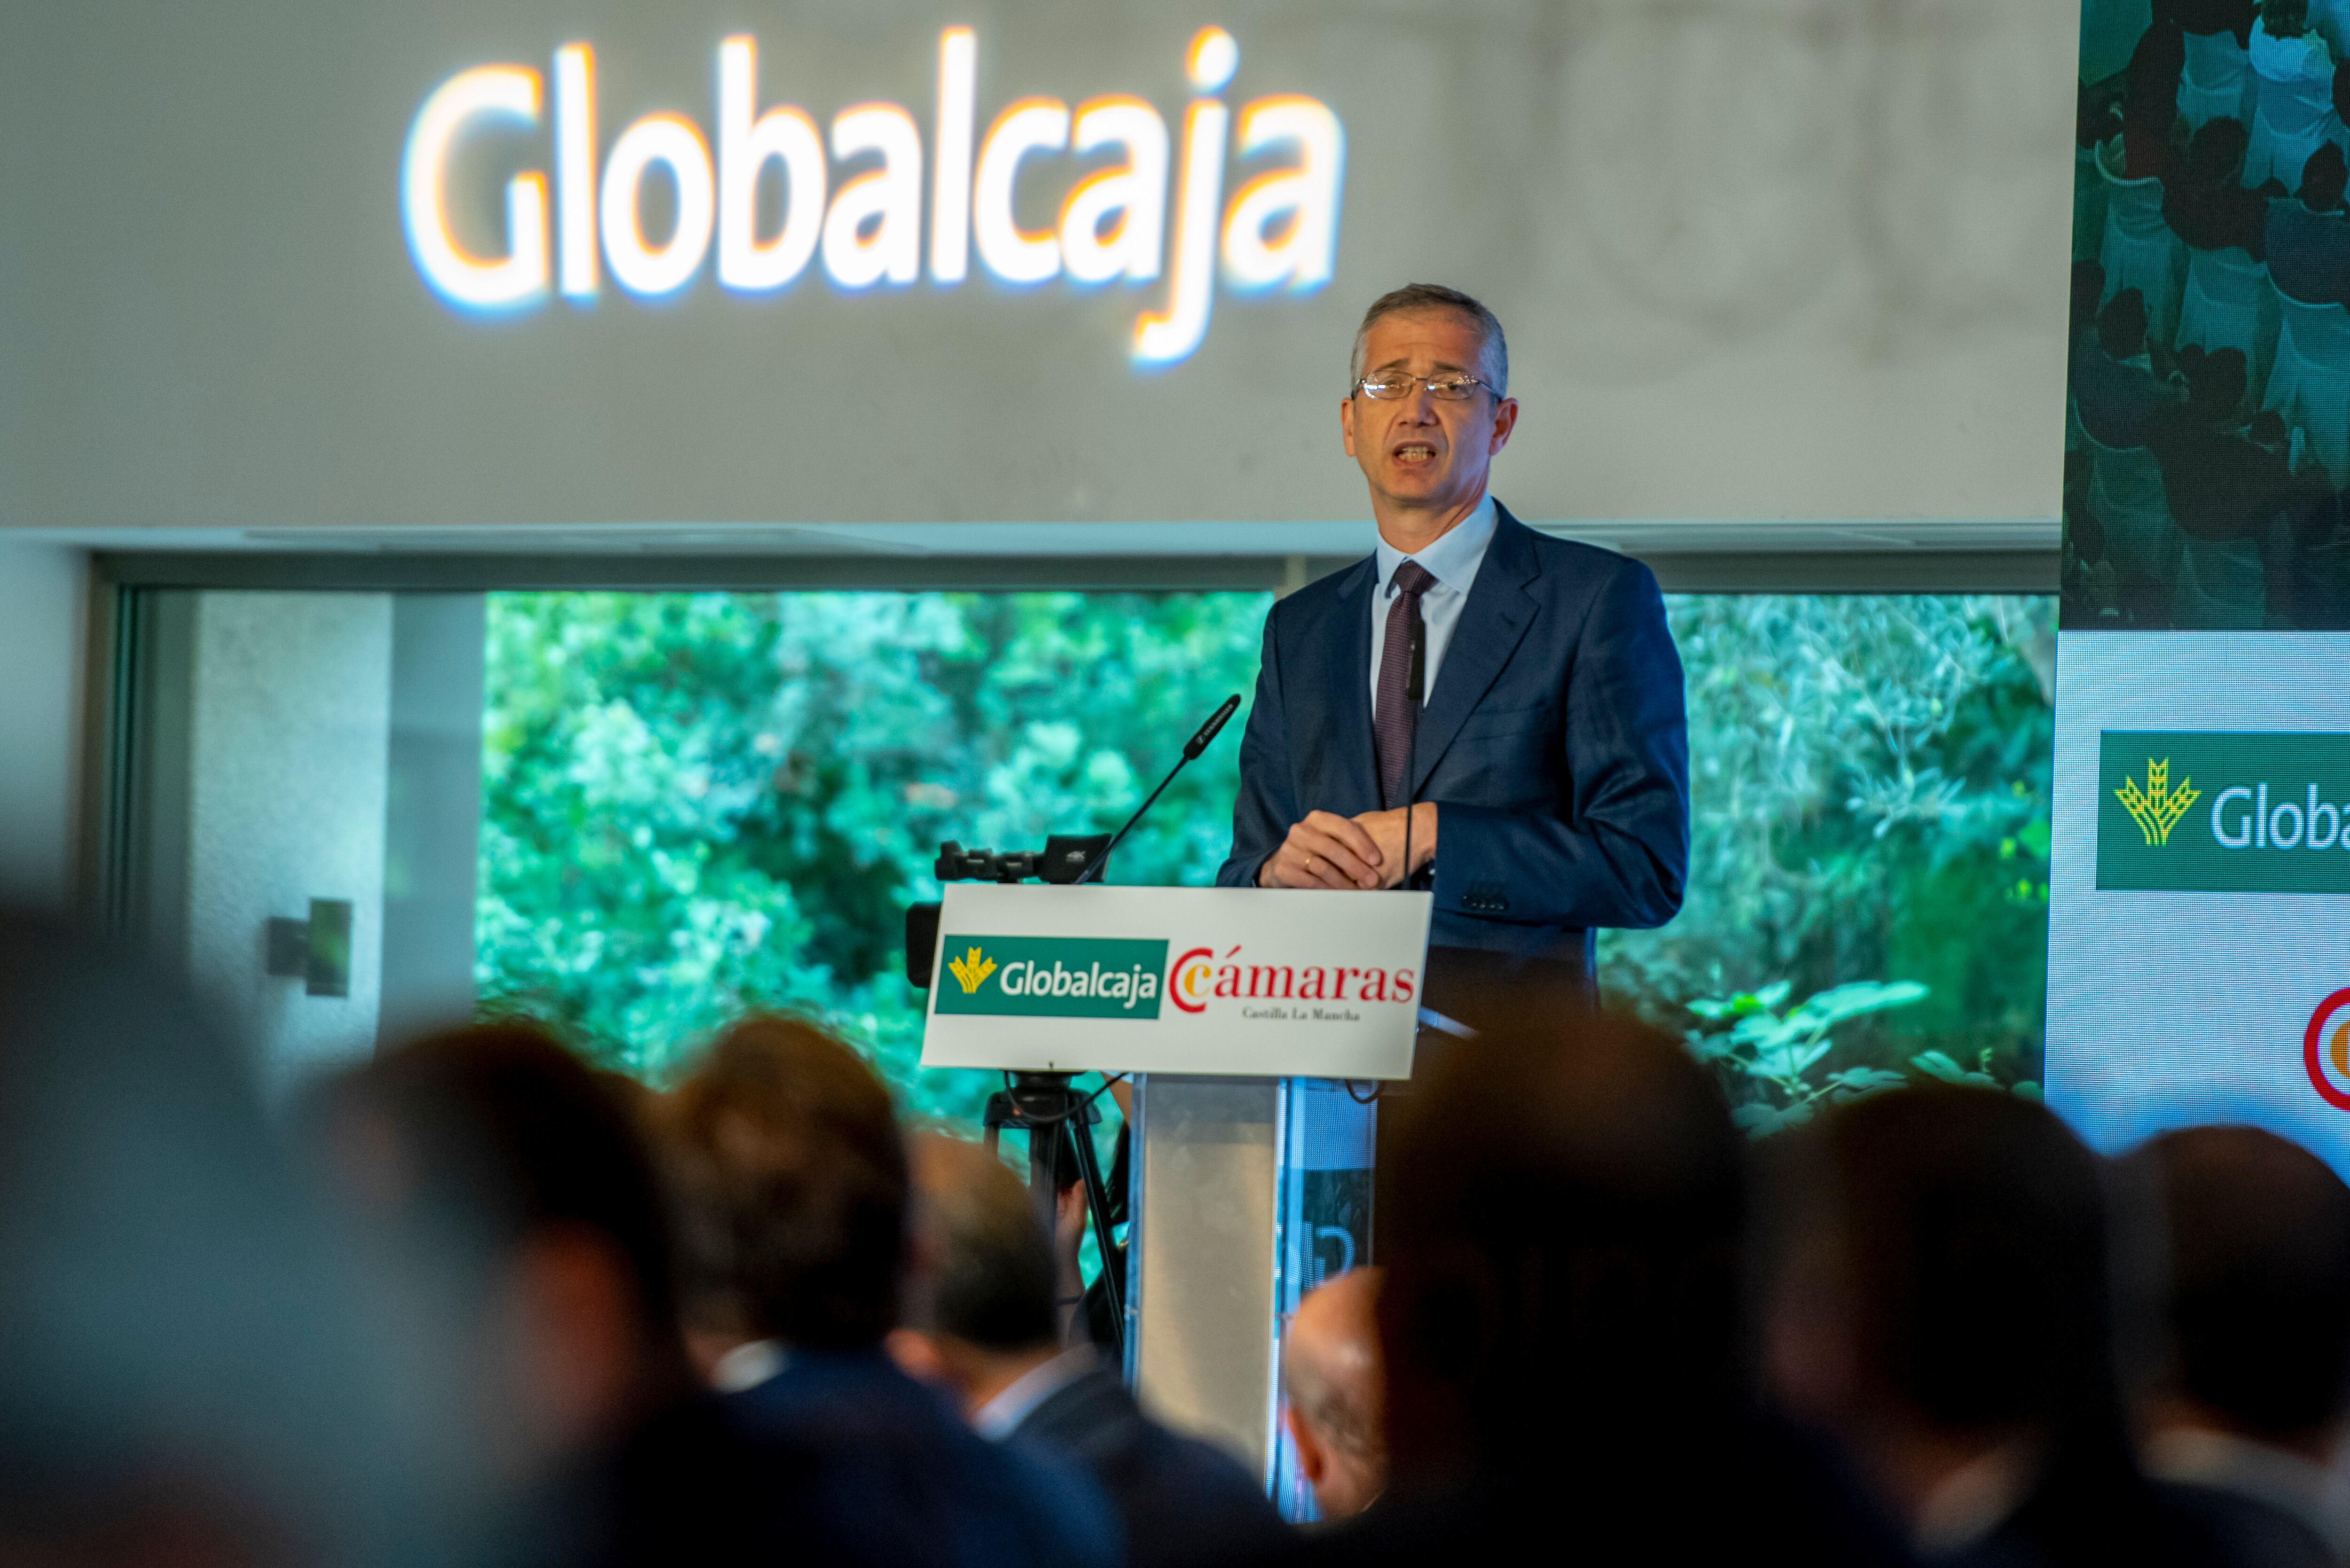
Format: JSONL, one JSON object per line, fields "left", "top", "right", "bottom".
{"left": 2050, "top": 0, "right": 2350, "bottom": 1169}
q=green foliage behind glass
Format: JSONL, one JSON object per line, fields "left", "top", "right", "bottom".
{"left": 477, "top": 590, "right": 2053, "bottom": 1128}
{"left": 477, "top": 591, "right": 1267, "bottom": 1125}
{"left": 1600, "top": 594, "right": 2054, "bottom": 1094}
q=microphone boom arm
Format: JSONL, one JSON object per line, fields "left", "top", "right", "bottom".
{"left": 1073, "top": 693, "right": 1242, "bottom": 885}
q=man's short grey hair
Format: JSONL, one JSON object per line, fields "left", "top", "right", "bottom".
{"left": 1283, "top": 1337, "right": 1381, "bottom": 1460}
{"left": 1348, "top": 282, "right": 1509, "bottom": 398}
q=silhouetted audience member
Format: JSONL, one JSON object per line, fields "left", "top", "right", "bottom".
{"left": 2166, "top": 117, "right": 2270, "bottom": 256}
{"left": 893, "top": 1133, "right": 1285, "bottom": 1568}
{"left": 2151, "top": 348, "right": 2322, "bottom": 539}
{"left": 0, "top": 915, "right": 425, "bottom": 1568}
{"left": 667, "top": 1016, "right": 1119, "bottom": 1568}
{"left": 1766, "top": 1087, "right": 2230, "bottom": 1568}
{"left": 1286, "top": 1012, "right": 1907, "bottom": 1568}
{"left": 2249, "top": 0, "right": 2337, "bottom": 192}
{"left": 323, "top": 1022, "right": 789, "bottom": 1568}
{"left": 2128, "top": 20, "right": 2192, "bottom": 176}
{"left": 2135, "top": 1127, "right": 2350, "bottom": 1563}
{"left": 2075, "top": 289, "right": 2178, "bottom": 447}
{"left": 2071, "top": 260, "right": 2111, "bottom": 351}
{"left": 2176, "top": 0, "right": 2257, "bottom": 47}
{"left": 1282, "top": 1269, "right": 1387, "bottom": 1523}
{"left": 2267, "top": 143, "right": 2350, "bottom": 303}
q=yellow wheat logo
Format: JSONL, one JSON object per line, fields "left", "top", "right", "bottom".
{"left": 946, "top": 946, "right": 997, "bottom": 994}
{"left": 2116, "top": 759, "right": 2200, "bottom": 847}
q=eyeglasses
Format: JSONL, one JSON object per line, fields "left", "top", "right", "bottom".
{"left": 1354, "top": 371, "right": 1493, "bottom": 402}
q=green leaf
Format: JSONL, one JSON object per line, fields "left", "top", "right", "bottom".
{"left": 1909, "top": 1050, "right": 1969, "bottom": 1084}
{"left": 1790, "top": 981, "right": 1930, "bottom": 1029}
{"left": 1909, "top": 1050, "right": 2000, "bottom": 1089}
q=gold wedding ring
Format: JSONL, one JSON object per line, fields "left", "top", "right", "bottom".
{"left": 1305, "top": 854, "right": 1316, "bottom": 873}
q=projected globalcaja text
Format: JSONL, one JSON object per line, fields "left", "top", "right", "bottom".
{"left": 400, "top": 25, "right": 1344, "bottom": 367}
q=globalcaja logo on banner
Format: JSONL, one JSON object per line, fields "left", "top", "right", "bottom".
{"left": 2098, "top": 731, "right": 2350, "bottom": 893}
{"left": 933, "top": 936, "right": 1168, "bottom": 1018}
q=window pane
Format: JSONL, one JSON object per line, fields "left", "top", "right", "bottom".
{"left": 475, "top": 590, "right": 2053, "bottom": 1131}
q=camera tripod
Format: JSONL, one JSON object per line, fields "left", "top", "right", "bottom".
{"left": 982, "top": 1071, "right": 1125, "bottom": 1357}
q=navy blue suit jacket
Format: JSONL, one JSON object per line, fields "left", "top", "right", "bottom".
{"left": 1214, "top": 504, "right": 1689, "bottom": 967}
{"left": 725, "top": 1350, "right": 1121, "bottom": 1568}
{"left": 1011, "top": 1365, "right": 1289, "bottom": 1568}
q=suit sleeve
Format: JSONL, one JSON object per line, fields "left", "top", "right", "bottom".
{"left": 1431, "top": 559, "right": 1689, "bottom": 930}
{"left": 1214, "top": 608, "right": 1296, "bottom": 889}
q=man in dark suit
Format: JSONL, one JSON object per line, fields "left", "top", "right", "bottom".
{"left": 2133, "top": 1126, "right": 2350, "bottom": 1568}
{"left": 891, "top": 1133, "right": 1290, "bottom": 1568}
{"left": 1215, "top": 283, "right": 1688, "bottom": 1010}
{"left": 666, "top": 1018, "right": 1120, "bottom": 1568}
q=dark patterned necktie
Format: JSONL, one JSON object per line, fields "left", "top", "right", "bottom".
{"left": 1375, "top": 559, "right": 1437, "bottom": 808}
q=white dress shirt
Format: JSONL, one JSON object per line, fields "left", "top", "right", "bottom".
{"left": 971, "top": 1345, "right": 1097, "bottom": 1440}
{"left": 709, "top": 1337, "right": 786, "bottom": 1394}
{"left": 1369, "top": 493, "right": 1499, "bottom": 723}
{"left": 2145, "top": 1426, "right": 2350, "bottom": 1555}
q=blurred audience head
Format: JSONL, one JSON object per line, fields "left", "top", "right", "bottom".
{"left": 2185, "top": 347, "right": 2250, "bottom": 420}
{"left": 1375, "top": 1011, "right": 1746, "bottom": 1493}
{"left": 1766, "top": 1087, "right": 2128, "bottom": 1545}
{"left": 889, "top": 1133, "right": 1063, "bottom": 1412}
{"left": 2303, "top": 143, "right": 2349, "bottom": 211}
{"left": 2140, "top": 1126, "right": 2350, "bottom": 1457}
{"left": 2264, "top": 0, "right": 2311, "bottom": 37}
{"left": 1283, "top": 1267, "right": 1388, "bottom": 1521}
{"left": 667, "top": 1016, "right": 908, "bottom": 1355}
{"left": 2183, "top": 115, "right": 2249, "bottom": 188}
{"left": 323, "top": 1022, "right": 687, "bottom": 1491}
{"left": 0, "top": 914, "right": 414, "bottom": 1567}
{"left": 2099, "top": 288, "right": 2149, "bottom": 360}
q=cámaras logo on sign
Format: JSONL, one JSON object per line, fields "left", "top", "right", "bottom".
{"left": 2306, "top": 990, "right": 2350, "bottom": 1109}
{"left": 401, "top": 25, "right": 1343, "bottom": 367}
{"left": 1168, "top": 944, "right": 1418, "bottom": 1016}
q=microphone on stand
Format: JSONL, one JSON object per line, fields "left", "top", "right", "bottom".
{"left": 1073, "top": 693, "right": 1242, "bottom": 885}
{"left": 1401, "top": 614, "right": 1426, "bottom": 890}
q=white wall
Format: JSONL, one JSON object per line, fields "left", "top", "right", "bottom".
{"left": 0, "top": 544, "right": 86, "bottom": 907}
{"left": 183, "top": 593, "right": 392, "bottom": 1085}
{"left": 0, "top": 0, "right": 2076, "bottom": 537}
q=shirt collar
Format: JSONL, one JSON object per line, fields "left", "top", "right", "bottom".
{"left": 1374, "top": 492, "right": 1498, "bottom": 599}
{"left": 709, "top": 1338, "right": 786, "bottom": 1395}
{"left": 2144, "top": 1427, "right": 2350, "bottom": 1552}
{"left": 1912, "top": 1438, "right": 2039, "bottom": 1558}
{"left": 972, "top": 1345, "right": 1097, "bottom": 1440}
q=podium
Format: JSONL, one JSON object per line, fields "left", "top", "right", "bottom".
{"left": 920, "top": 883, "right": 1431, "bottom": 1517}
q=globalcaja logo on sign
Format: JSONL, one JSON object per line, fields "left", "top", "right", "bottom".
{"left": 933, "top": 936, "right": 1167, "bottom": 1018}
{"left": 400, "top": 25, "right": 1341, "bottom": 367}
{"left": 2097, "top": 731, "right": 2350, "bottom": 893}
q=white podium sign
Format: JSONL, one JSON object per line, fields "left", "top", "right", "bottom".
{"left": 920, "top": 884, "right": 1433, "bottom": 1079}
